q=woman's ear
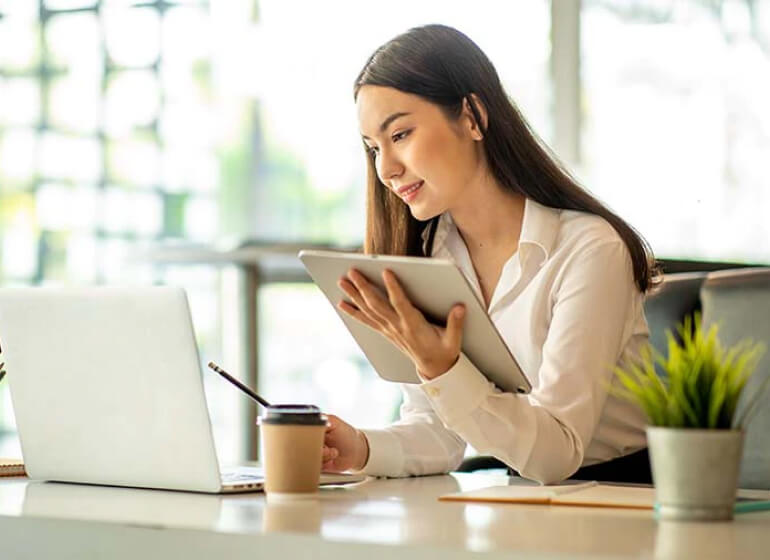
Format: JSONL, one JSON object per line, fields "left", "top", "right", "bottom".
{"left": 462, "top": 94, "right": 488, "bottom": 141}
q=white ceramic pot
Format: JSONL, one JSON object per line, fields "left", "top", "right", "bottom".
{"left": 646, "top": 427, "right": 744, "bottom": 521}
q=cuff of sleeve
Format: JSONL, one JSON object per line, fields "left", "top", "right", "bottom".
{"left": 357, "top": 428, "right": 404, "bottom": 477}
{"left": 420, "top": 352, "right": 496, "bottom": 425}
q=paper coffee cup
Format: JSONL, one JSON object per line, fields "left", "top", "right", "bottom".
{"left": 258, "top": 404, "right": 327, "bottom": 500}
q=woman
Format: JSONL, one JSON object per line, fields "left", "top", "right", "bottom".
{"left": 321, "top": 24, "right": 659, "bottom": 484}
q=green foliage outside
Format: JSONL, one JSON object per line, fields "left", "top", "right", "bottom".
{"left": 163, "top": 193, "right": 189, "bottom": 238}
{"left": 218, "top": 102, "right": 363, "bottom": 244}
{"left": 614, "top": 314, "right": 767, "bottom": 429}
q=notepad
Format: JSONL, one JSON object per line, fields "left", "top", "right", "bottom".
{"left": 439, "top": 480, "right": 600, "bottom": 505}
{"left": 440, "top": 482, "right": 770, "bottom": 513}
{"left": 0, "top": 458, "right": 25, "bottom": 477}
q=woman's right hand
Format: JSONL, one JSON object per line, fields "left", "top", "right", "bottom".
{"left": 322, "top": 414, "right": 370, "bottom": 472}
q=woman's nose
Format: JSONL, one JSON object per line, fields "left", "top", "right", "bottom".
{"left": 376, "top": 147, "right": 403, "bottom": 184}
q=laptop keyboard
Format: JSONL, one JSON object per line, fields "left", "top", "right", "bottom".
{"left": 221, "top": 467, "right": 263, "bottom": 483}
{"left": 222, "top": 472, "right": 260, "bottom": 482}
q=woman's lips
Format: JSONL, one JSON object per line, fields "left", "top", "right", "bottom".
{"left": 397, "top": 181, "right": 424, "bottom": 202}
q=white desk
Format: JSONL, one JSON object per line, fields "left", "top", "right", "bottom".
{"left": 0, "top": 472, "right": 768, "bottom": 559}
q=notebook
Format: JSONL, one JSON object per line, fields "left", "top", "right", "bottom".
{"left": 440, "top": 482, "right": 770, "bottom": 513}
{"left": 439, "top": 480, "right": 602, "bottom": 506}
{"left": 0, "top": 458, "right": 25, "bottom": 477}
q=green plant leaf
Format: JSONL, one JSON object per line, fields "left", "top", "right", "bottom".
{"left": 612, "top": 314, "right": 766, "bottom": 429}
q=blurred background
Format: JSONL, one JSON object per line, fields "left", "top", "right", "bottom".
{"left": 0, "top": 0, "right": 768, "bottom": 464}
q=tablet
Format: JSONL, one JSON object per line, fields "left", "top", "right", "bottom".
{"left": 298, "top": 250, "right": 531, "bottom": 395}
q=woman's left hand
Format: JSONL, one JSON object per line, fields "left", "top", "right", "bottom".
{"left": 337, "top": 268, "right": 466, "bottom": 380}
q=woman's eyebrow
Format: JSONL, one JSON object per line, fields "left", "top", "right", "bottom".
{"left": 361, "top": 111, "right": 411, "bottom": 140}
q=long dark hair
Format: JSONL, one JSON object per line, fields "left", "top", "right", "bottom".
{"left": 353, "top": 24, "right": 659, "bottom": 292}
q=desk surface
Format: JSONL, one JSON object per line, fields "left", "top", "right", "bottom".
{"left": 0, "top": 472, "right": 768, "bottom": 559}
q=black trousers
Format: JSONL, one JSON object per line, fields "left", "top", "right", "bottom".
{"left": 508, "top": 448, "right": 653, "bottom": 484}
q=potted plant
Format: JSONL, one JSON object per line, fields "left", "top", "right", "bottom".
{"left": 614, "top": 314, "right": 766, "bottom": 521}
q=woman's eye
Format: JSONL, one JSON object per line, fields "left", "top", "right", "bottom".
{"left": 392, "top": 129, "right": 411, "bottom": 142}
{"left": 367, "top": 146, "right": 379, "bottom": 157}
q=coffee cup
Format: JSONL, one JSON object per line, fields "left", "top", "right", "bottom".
{"left": 258, "top": 404, "right": 328, "bottom": 500}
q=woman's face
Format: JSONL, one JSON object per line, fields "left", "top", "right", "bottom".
{"left": 356, "top": 85, "right": 484, "bottom": 221}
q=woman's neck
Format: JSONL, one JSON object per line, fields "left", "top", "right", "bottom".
{"left": 449, "top": 174, "right": 525, "bottom": 252}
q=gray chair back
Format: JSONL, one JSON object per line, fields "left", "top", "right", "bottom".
{"left": 644, "top": 272, "right": 707, "bottom": 356}
{"left": 701, "top": 268, "right": 770, "bottom": 489}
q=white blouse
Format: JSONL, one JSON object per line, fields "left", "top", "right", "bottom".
{"left": 360, "top": 198, "right": 650, "bottom": 484}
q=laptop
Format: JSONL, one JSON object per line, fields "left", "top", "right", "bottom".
{"left": 0, "top": 286, "right": 365, "bottom": 493}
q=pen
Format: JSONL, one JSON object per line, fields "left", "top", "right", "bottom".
{"left": 207, "top": 361, "right": 271, "bottom": 408}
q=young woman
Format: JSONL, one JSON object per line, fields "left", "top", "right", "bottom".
{"left": 321, "top": 24, "right": 659, "bottom": 484}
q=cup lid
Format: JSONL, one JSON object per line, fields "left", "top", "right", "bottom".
{"left": 259, "top": 404, "right": 327, "bottom": 426}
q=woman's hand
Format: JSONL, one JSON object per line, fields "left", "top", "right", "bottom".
{"left": 337, "top": 268, "right": 466, "bottom": 379}
{"left": 322, "top": 414, "right": 369, "bottom": 472}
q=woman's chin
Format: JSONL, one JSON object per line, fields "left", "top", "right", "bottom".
{"left": 408, "top": 204, "right": 437, "bottom": 222}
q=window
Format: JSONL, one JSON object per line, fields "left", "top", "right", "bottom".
{"left": 245, "top": 1, "right": 551, "bottom": 242}
{"left": 252, "top": 0, "right": 551, "bottom": 440}
{"left": 0, "top": 0, "right": 551, "bottom": 462}
{"left": 582, "top": 0, "right": 770, "bottom": 262}
{"left": 0, "top": 0, "right": 225, "bottom": 456}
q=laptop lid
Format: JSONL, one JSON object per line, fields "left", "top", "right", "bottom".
{"left": 0, "top": 286, "right": 224, "bottom": 493}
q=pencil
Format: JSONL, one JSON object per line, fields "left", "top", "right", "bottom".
{"left": 207, "top": 361, "right": 271, "bottom": 408}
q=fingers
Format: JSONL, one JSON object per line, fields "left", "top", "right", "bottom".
{"left": 382, "top": 269, "right": 419, "bottom": 321}
{"left": 322, "top": 459, "right": 339, "bottom": 472}
{"left": 324, "top": 414, "right": 339, "bottom": 433}
{"left": 445, "top": 304, "right": 466, "bottom": 351}
{"left": 322, "top": 445, "right": 339, "bottom": 464}
{"left": 342, "top": 269, "right": 397, "bottom": 324}
{"left": 338, "top": 277, "right": 374, "bottom": 319}
{"left": 338, "top": 300, "right": 382, "bottom": 331}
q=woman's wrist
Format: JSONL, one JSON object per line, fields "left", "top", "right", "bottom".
{"left": 418, "top": 353, "right": 460, "bottom": 380}
{"left": 355, "top": 429, "right": 370, "bottom": 471}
